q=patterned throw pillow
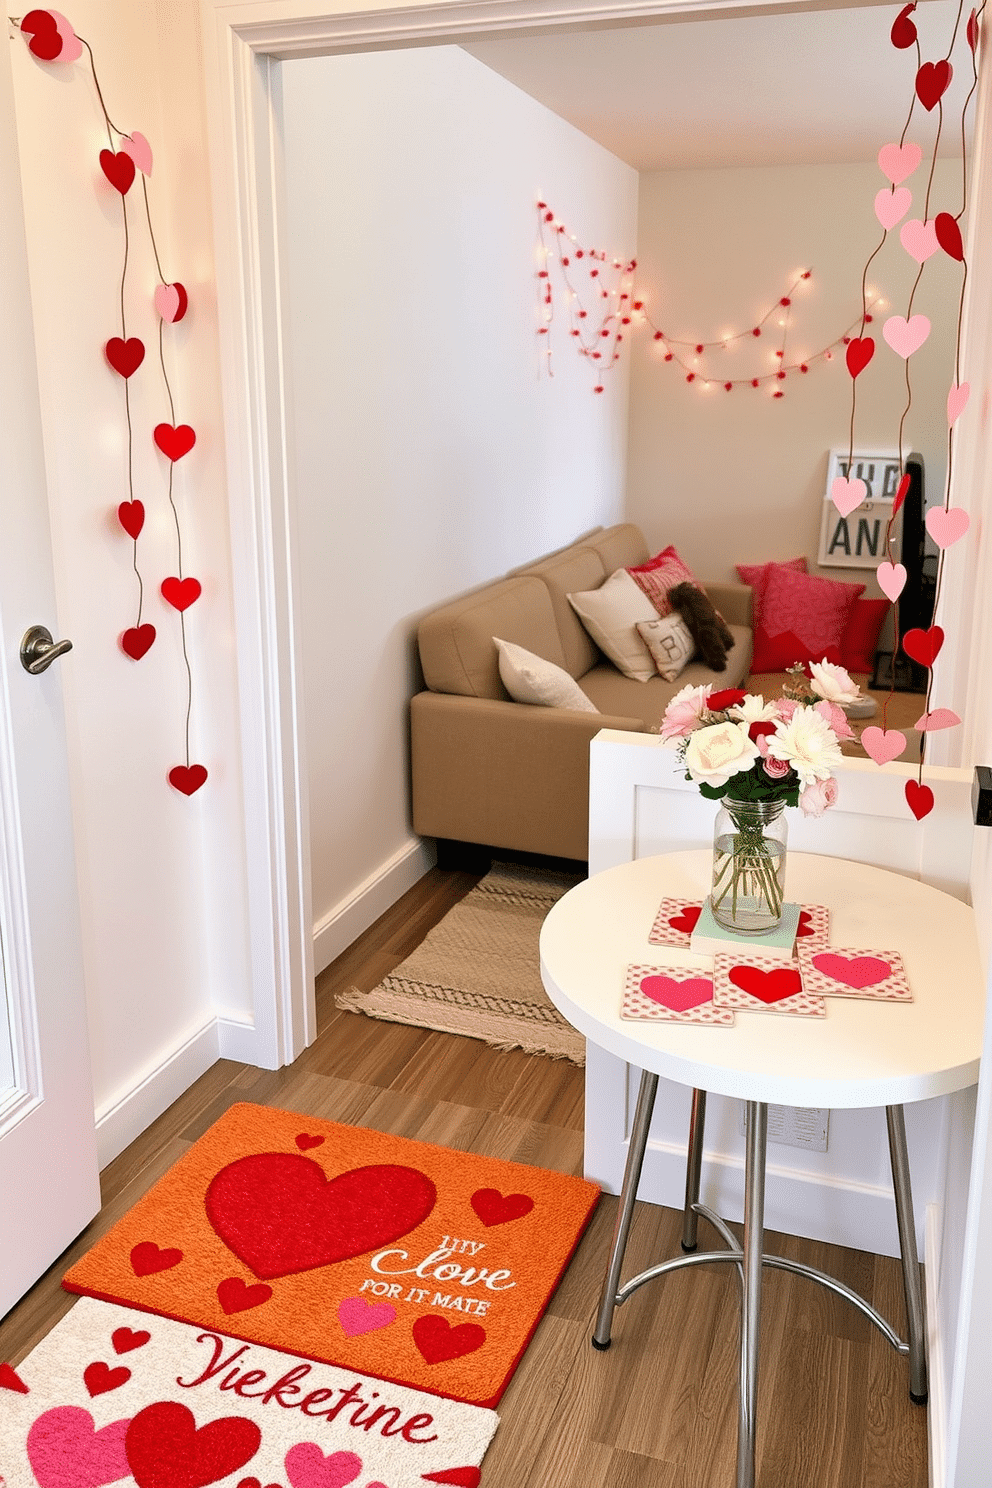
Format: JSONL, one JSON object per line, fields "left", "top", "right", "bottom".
{"left": 636, "top": 613, "right": 696, "bottom": 682}
{"left": 627, "top": 545, "right": 699, "bottom": 616}
{"left": 735, "top": 556, "right": 808, "bottom": 632}
{"left": 751, "top": 566, "right": 865, "bottom": 671}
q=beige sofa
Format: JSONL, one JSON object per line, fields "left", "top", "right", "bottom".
{"left": 411, "top": 523, "right": 753, "bottom": 861}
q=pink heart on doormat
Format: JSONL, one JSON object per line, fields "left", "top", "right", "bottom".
{"left": 878, "top": 141, "right": 922, "bottom": 184}
{"left": 28, "top": 1407, "right": 132, "bottom": 1488}
{"left": 860, "top": 727, "right": 906, "bottom": 766}
{"left": 639, "top": 975, "right": 712, "bottom": 1013}
{"left": 337, "top": 1297, "right": 396, "bottom": 1337}
{"left": 812, "top": 953, "right": 892, "bottom": 989}
{"left": 284, "top": 1444, "right": 362, "bottom": 1488}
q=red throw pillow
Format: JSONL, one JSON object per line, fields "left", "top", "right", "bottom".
{"left": 735, "top": 557, "right": 808, "bottom": 633}
{"left": 840, "top": 597, "right": 890, "bottom": 674}
{"left": 752, "top": 566, "right": 865, "bottom": 671}
{"left": 628, "top": 545, "right": 699, "bottom": 616}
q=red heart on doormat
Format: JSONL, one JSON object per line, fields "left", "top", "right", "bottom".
{"left": 216, "top": 1278, "right": 273, "bottom": 1314}
{"left": 412, "top": 1315, "right": 486, "bottom": 1364}
{"left": 422, "top": 1470, "right": 483, "bottom": 1487}
{"left": 84, "top": 1362, "right": 131, "bottom": 1397}
{"left": 470, "top": 1189, "right": 534, "bottom": 1226}
{"left": 161, "top": 576, "right": 201, "bottom": 611}
{"left": 295, "top": 1133, "right": 325, "bottom": 1150}
{"left": 121, "top": 625, "right": 156, "bottom": 661}
{"left": 105, "top": 337, "right": 145, "bottom": 378}
{"left": 100, "top": 149, "right": 136, "bottom": 195}
{"left": 154, "top": 423, "right": 196, "bottom": 461}
{"left": 668, "top": 906, "right": 701, "bottom": 934}
{"left": 728, "top": 965, "right": 802, "bottom": 1004}
{"left": 169, "top": 764, "right": 208, "bottom": 796}
{"left": 118, "top": 499, "right": 145, "bottom": 539}
{"left": 0, "top": 1361, "right": 30, "bottom": 1393}
{"left": 237, "top": 1480, "right": 281, "bottom": 1488}
{"left": 125, "top": 1402, "right": 261, "bottom": 1488}
{"left": 205, "top": 1154, "right": 437, "bottom": 1279}
{"left": 131, "top": 1241, "right": 183, "bottom": 1275}
{"left": 112, "top": 1327, "right": 151, "bottom": 1354}
{"left": 20, "top": 10, "right": 63, "bottom": 59}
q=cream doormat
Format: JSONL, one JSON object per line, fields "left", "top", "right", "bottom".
{"left": 336, "top": 864, "right": 585, "bottom": 1064}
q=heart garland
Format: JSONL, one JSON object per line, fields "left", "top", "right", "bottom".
{"left": 20, "top": 11, "right": 208, "bottom": 796}
{"left": 842, "top": 2, "right": 981, "bottom": 821}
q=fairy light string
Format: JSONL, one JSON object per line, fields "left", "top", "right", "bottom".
{"left": 14, "top": 7, "right": 208, "bottom": 796}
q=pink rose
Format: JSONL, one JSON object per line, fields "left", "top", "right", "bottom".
{"left": 776, "top": 698, "right": 799, "bottom": 721}
{"left": 799, "top": 777, "right": 839, "bottom": 817}
{"left": 814, "top": 698, "right": 854, "bottom": 740}
{"left": 762, "top": 755, "right": 791, "bottom": 779}
{"left": 659, "top": 684, "right": 712, "bottom": 742}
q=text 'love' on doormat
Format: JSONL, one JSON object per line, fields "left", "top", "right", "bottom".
{"left": 62, "top": 1104, "right": 599, "bottom": 1409}
{"left": 0, "top": 1296, "right": 498, "bottom": 1488}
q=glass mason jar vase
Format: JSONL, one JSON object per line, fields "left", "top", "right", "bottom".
{"left": 711, "top": 797, "right": 788, "bottom": 934}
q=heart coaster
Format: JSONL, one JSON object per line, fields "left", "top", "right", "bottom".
{"left": 795, "top": 904, "right": 830, "bottom": 949}
{"left": 797, "top": 945, "right": 911, "bottom": 1002}
{"left": 622, "top": 964, "right": 735, "bottom": 1026}
{"left": 648, "top": 898, "right": 705, "bottom": 947}
{"left": 712, "top": 954, "right": 826, "bottom": 1018}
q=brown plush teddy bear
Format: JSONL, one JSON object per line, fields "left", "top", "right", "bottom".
{"left": 668, "top": 582, "right": 735, "bottom": 672}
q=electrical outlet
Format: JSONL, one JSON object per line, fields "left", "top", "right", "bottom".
{"left": 739, "top": 1104, "right": 829, "bottom": 1152}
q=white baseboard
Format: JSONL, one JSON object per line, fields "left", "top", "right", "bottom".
{"left": 312, "top": 837, "right": 436, "bottom": 975}
{"left": 94, "top": 1015, "right": 221, "bottom": 1170}
{"left": 926, "top": 1203, "right": 946, "bottom": 1488}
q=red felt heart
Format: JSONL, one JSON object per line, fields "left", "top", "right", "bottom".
{"left": 131, "top": 1241, "right": 183, "bottom": 1275}
{"left": 668, "top": 906, "right": 701, "bottom": 934}
{"left": 216, "top": 1278, "right": 273, "bottom": 1314}
{"left": 154, "top": 423, "right": 196, "bottom": 461}
{"left": 105, "top": 337, "right": 145, "bottom": 378}
{"left": 845, "top": 337, "right": 874, "bottom": 378}
{"left": 0, "top": 1361, "right": 30, "bottom": 1393}
{"left": 161, "top": 576, "right": 201, "bottom": 611}
{"left": 797, "top": 911, "right": 814, "bottom": 938}
{"left": 935, "top": 212, "right": 964, "bottom": 262}
{"left": 169, "top": 764, "right": 208, "bottom": 796}
{"left": 639, "top": 975, "right": 713, "bottom": 1013}
{"left": 892, "top": 472, "right": 912, "bottom": 515}
{"left": 100, "top": 149, "right": 136, "bottom": 195}
{"left": 112, "top": 1327, "right": 151, "bottom": 1354}
{"left": 21, "top": 10, "right": 63, "bottom": 59}
{"left": 295, "top": 1133, "right": 325, "bottom": 1150}
{"left": 728, "top": 965, "right": 803, "bottom": 1004}
{"left": 125, "top": 1402, "right": 261, "bottom": 1488}
{"left": 422, "top": 1471, "right": 483, "bottom": 1488}
{"left": 968, "top": 8, "right": 980, "bottom": 51}
{"left": 902, "top": 625, "right": 944, "bottom": 667}
{"left": 916, "top": 59, "right": 953, "bottom": 111}
{"left": 84, "top": 1363, "right": 131, "bottom": 1397}
{"left": 121, "top": 624, "right": 156, "bottom": 661}
{"left": 891, "top": 3, "right": 918, "bottom": 48}
{"left": 205, "top": 1154, "right": 437, "bottom": 1280}
{"left": 118, "top": 499, "right": 145, "bottom": 539}
{"left": 812, "top": 953, "right": 892, "bottom": 989}
{"left": 470, "top": 1188, "right": 535, "bottom": 1226}
{"left": 906, "top": 780, "right": 935, "bottom": 820}
{"left": 412, "top": 1315, "right": 486, "bottom": 1364}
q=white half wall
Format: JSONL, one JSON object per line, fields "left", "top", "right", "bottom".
{"left": 277, "top": 46, "right": 637, "bottom": 967}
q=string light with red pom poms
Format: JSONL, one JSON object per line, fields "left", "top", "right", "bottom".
{"left": 536, "top": 203, "right": 878, "bottom": 397}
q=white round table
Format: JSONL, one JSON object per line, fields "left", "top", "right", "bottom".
{"left": 539, "top": 851, "right": 985, "bottom": 1488}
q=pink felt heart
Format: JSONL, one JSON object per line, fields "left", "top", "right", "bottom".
{"left": 337, "top": 1296, "right": 397, "bottom": 1337}
{"left": 947, "top": 382, "right": 970, "bottom": 425}
{"left": 878, "top": 141, "right": 922, "bottom": 184}
{"left": 831, "top": 476, "right": 867, "bottom": 518}
{"left": 906, "top": 780, "right": 935, "bottom": 820}
{"left": 284, "top": 1445, "right": 362, "bottom": 1488}
{"left": 903, "top": 626, "right": 944, "bottom": 667}
{"left": 874, "top": 186, "right": 911, "bottom": 230}
{"left": 154, "top": 283, "right": 189, "bottom": 323}
{"left": 925, "top": 507, "right": 970, "bottom": 549}
{"left": 121, "top": 131, "right": 153, "bottom": 177}
{"left": 50, "top": 11, "right": 83, "bottom": 62}
{"left": 900, "top": 218, "right": 939, "bottom": 263}
{"left": 27, "top": 1406, "right": 132, "bottom": 1488}
{"left": 639, "top": 975, "right": 712, "bottom": 1013}
{"left": 860, "top": 727, "right": 907, "bottom": 766}
{"left": 876, "top": 561, "right": 907, "bottom": 602}
{"left": 882, "top": 314, "right": 930, "bottom": 358}
{"left": 915, "top": 708, "right": 961, "bottom": 732}
{"left": 812, "top": 953, "right": 892, "bottom": 989}
{"left": 845, "top": 338, "right": 874, "bottom": 379}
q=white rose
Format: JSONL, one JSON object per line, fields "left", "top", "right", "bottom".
{"left": 766, "top": 705, "right": 844, "bottom": 787}
{"left": 808, "top": 659, "right": 860, "bottom": 705}
{"left": 684, "top": 721, "right": 759, "bottom": 788}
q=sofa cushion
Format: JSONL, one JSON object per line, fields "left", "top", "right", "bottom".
{"left": 519, "top": 544, "right": 608, "bottom": 677}
{"left": 628, "top": 545, "right": 699, "bottom": 615}
{"left": 494, "top": 637, "right": 598, "bottom": 712}
{"left": 567, "top": 569, "right": 660, "bottom": 682}
{"left": 418, "top": 576, "right": 565, "bottom": 698}
{"left": 752, "top": 566, "right": 865, "bottom": 670}
{"left": 579, "top": 624, "right": 752, "bottom": 725}
{"left": 581, "top": 522, "right": 650, "bottom": 575}
{"left": 636, "top": 613, "right": 696, "bottom": 681}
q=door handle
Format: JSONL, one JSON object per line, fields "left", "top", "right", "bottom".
{"left": 20, "top": 624, "right": 73, "bottom": 675}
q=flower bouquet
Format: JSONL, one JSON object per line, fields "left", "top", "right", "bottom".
{"left": 657, "top": 661, "right": 861, "bottom": 932}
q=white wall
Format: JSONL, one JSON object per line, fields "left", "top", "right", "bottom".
{"left": 9, "top": 0, "right": 255, "bottom": 1163}
{"left": 278, "top": 46, "right": 637, "bottom": 969}
{"left": 626, "top": 161, "right": 963, "bottom": 593}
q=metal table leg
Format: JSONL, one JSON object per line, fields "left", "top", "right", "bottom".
{"left": 886, "top": 1104, "right": 928, "bottom": 1403}
{"left": 682, "top": 1088, "right": 708, "bottom": 1252}
{"left": 738, "top": 1101, "right": 767, "bottom": 1488}
{"left": 592, "top": 1067, "right": 658, "bottom": 1349}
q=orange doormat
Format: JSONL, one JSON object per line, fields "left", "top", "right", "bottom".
{"left": 63, "top": 1104, "right": 599, "bottom": 1409}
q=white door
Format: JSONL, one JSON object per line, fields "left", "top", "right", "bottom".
{"left": 0, "top": 33, "right": 100, "bottom": 1318}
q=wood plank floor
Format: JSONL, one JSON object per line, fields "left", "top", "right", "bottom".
{"left": 0, "top": 863, "right": 928, "bottom": 1487}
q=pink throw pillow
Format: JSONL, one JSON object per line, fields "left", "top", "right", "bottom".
{"left": 628, "top": 545, "right": 699, "bottom": 616}
{"left": 735, "top": 557, "right": 808, "bottom": 633}
{"left": 757, "top": 565, "right": 865, "bottom": 668}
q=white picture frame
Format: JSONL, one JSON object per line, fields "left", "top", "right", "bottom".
{"left": 818, "top": 449, "right": 904, "bottom": 568}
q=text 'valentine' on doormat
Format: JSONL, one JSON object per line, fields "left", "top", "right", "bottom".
{"left": 0, "top": 1296, "right": 498, "bottom": 1488}
{"left": 62, "top": 1104, "right": 599, "bottom": 1409}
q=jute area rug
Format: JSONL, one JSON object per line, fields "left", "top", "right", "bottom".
{"left": 336, "top": 863, "right": 585, "bottom": 1064}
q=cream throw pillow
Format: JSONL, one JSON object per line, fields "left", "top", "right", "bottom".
{"left": 494, "top": 638, "right": 598, "bottom": 713}
{"left": 637, "top": 613, "right": 696, "bottom": 682}
{"left": 567, "top": 568, "right": 659, "bottom": 682}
